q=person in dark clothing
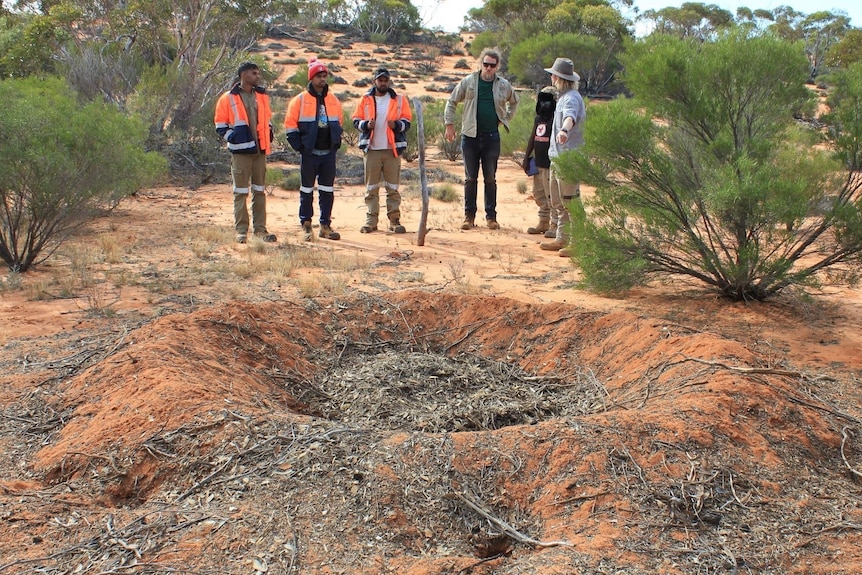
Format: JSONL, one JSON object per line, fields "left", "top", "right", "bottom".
{"left": 522, "top": 86, "right": 558, "bottom": 236}
{"left": 284, "top": 58, "right": 344, "bottom": 241}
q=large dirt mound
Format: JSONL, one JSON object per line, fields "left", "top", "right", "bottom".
{"left": 1, "top": 291, "right": 861, "bottom": 574}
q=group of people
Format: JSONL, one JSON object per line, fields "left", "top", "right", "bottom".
{"left": 214, "top": 52, "right": 586, "bottom": 257}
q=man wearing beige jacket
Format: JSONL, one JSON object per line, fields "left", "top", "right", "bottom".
{"left": 444, "top": 48, "right": 519, "bottom": 230}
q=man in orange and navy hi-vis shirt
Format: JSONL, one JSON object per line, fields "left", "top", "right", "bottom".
{"left": 214, "top": 62, "right": 276, "bottom": 244}
{"left": 284, "top": 58, "right": 344, "bottom": 241}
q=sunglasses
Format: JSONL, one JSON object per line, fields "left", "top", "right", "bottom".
{"left": 482, "top": 61, "right": 498, "bottom": 68}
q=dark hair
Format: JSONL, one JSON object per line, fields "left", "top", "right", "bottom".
{"left": 237, "top": 62, "right": 259, "bottom": 76}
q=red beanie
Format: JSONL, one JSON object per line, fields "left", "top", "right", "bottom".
{"left": 307, "top": 58, "right": 327, "bottom": 80}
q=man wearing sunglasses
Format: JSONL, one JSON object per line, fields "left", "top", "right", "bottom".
{"left": 444, "top": 48, "right": 519, "bottom": 231}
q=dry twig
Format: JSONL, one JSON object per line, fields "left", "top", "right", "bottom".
{"left": 451, "top": 490, "right": 573, "bottom": 549}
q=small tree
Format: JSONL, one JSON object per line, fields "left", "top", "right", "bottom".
{"left": 824, "top": 61, "right": 862, "bottom": 171}
{"left": 0, "top": 78, "right": 165, "bottom": 272}
{"left": 555, "top": 29, "right": 862, "bottom": 300}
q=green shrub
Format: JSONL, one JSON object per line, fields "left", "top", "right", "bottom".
{"left": 468, "top": 31, "right": 498, "bottom": 58}
{"left": 501, "top": 92, "right": 537, "bottom": 157}
{"left": 556, "top": 30, "right": 862, "bottom": 300}
{"left": 431, "top": 183, "right": 460, "bottom": 202}
{"left": 281, "top": 171, "right": 302, "bottom": 191}
{"left": 0, "top": 77, "right": 166, "bottom": 272}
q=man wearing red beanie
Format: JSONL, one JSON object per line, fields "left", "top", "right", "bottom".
{"left": 285, "top": 58, "right": 344, "bottom": 241}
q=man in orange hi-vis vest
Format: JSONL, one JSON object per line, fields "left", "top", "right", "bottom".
{"left": 351, "top": 67, "right": 412, "bottom": 234}
{"left": 284, "top": 58, "right": 344, "bottom": 241}
{"left": 214, "top": 62, "right": 276, "bottom": 244}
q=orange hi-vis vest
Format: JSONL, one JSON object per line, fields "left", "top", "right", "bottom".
{"left": 351, "top": 88, "right": 412, "bottom": 157}
{"left": 214, "top": 85, "right": 273, "bottom": 155}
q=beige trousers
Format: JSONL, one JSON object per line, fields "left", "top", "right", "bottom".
{"left": 231, "top": 152, "right": 268, "bottom": 234}
{"left": 364, "top": 149, "right": 402, "bottom": 226}
{"left": 549, "top": 166, "right": 581, "bottom": 242}
{"left": 531, "top": 166, "right": 552, "bottom": 221}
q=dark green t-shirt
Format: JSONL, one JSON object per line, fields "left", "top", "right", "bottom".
{"left": 476, "top": 77, "right": 498, "bottom": 133}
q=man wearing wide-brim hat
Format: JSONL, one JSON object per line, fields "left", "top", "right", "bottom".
{"left": 540, "top": 57, "right": 586, "bottom": 257}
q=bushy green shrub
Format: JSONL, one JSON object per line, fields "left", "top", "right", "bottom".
{"left": 501, "top": 92, "right": 537, "bottom": 157}
{"left": 509, "top": 32, "right": 608, "bottom": 89}
{"left": 0, "top": 77, "right": 166, "bottom": 272}
{"left": 556, "top": 30, "right": 862, "bottom": 300}
{"left": 431, "top": 183, "right": 460, "bottom": 202}
{"left": 468, "top": 31, "right": 498, "bottom": 59}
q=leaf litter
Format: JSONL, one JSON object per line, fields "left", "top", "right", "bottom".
{"left": 0, "top": 291, "right": 861, "bottom": 574}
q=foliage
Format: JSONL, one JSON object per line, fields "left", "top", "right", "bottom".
{"left": 54, "top": 41, "right": 143, "bottom": 106}
{"left": 825, "top": 27, "right": 862, "bottom": 69}
{"left": 798, "top": 11, "right": 851, "bottom": 80}
{"left": 468, "top": 31, "right": 498, "bottom": 58}
{"left": 508, "top": 32, "right": 621, "bottom": 93}
{"left": 823, "top": 62, "right": 862, "bottom": 171}
{"left": 638, "top": 3, "right": 735, "bottom": 39}
{"left": 415, "top": 98, "right": 462, "bottom": 162}
{"left": 555, "top": 29, "right": 862, "bottom": 301}
{"left": 467, "top": 0, "right": 628, "bottom": 94}
{"left": 500, "top": 92, "right": 536, "bottom": 157}
{"left": 641, "top": 4, "right": 851, "bottom": 80}
{"left": 0, "top": 4, "right": 79, "bottom": 77}
{"left": 431, "top": 183, "right": 459, "bottom": 202}
{"left": 0, "top": 78, "right": 165, "bottom": 272}
{"left": 354, "top": 0, "right": 420, "bottom": 43}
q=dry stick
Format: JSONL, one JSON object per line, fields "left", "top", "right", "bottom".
{"left": 678, "top": 355, "right": 805, "bottom": 378}
{"left": 413, "top": 97, "right": 430, "bottom": 246}
{"left": 451, "top": 491, "right": 573, "bottom": 548}
{"left": 841, "top": 427, "right": 862, "bottom": 478}
{"left": 678, "top": 355, "right": 861, "bottom": 424}
{"left": 444, "top": 318, "right": 493, "bottom": 353}
{"left": 553, "top": 491, "right": 611, "bottom": 506}
{"left": 794, "top": 522, "right": 862, "bottom": 548}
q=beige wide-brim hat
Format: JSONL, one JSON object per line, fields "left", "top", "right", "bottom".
{"left": 544, "top": 57, "right": 580, "bottom": 83}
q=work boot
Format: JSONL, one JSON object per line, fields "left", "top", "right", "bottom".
{"left": 319, "top": 224, "right": 341, "bottom": 240}
{"left": 255, "top": 232, "right": 277, "bottom": 243}
{"left": 389, "top": 220, "right": 406, "bottom": 234}
{"left": 461, "top": 215, "right": 475, "bottom": 230}
{"left": 302, "top": 221, "right": 313, "bottom": 242}
{"left": 236, "top": 234, "right": 247, "bottom": 244}
{"left": 559, "top": 245, "right": 575, "bottom": 258}
{"left": 540, "top": 239, "right": 565, "bottom": 251}
{"left": 486, "top": 219, "right": 500, "bottom": 230}
{"left": 360, "top": 224, "right": 377, "bottom": 233}
{"left": 543, "top": 224, "right": 557, "bottom": 238}
{"left": 527, "top": 220, "right": 550, "bottom": 234}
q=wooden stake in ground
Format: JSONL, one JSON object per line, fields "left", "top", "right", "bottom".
{"left": 412, "top": 97, "right": 430, "bottom": 246}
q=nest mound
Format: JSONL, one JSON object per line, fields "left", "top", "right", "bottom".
{"left": 2, "top": 291, "right": 860, "bottom": 574}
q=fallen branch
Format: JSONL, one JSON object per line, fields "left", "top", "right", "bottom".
{"left": 678, "top": 356, "right": 804, "bottom": 378}
{"left": 795, "top": 521, "right": 862, "bottom": 548}
{"left": 553, "top": 491, "right": 611, "bottom": 505}
{"left": 450, "top": 490, "right": 573, "bottom": 549}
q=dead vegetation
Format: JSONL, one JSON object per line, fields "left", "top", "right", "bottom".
{"left": 1, "top": 291, "right": 862, "bottom": 574}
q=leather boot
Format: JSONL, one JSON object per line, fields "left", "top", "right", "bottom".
{"left": 527, "top": 220, "right": 550, "bottom": 234}
{"left": 461, "top": 215, "right": 475, "bottom": 230}
{"left": 540, "top": 239, "right": 565, "bottom": 251}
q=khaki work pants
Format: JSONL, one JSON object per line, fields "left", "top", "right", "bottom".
{"left": 364, "top": 149, "right": 402, "bottom": 226}
{"left": 231, "top": 152, "right": 268, "bottom": 234}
